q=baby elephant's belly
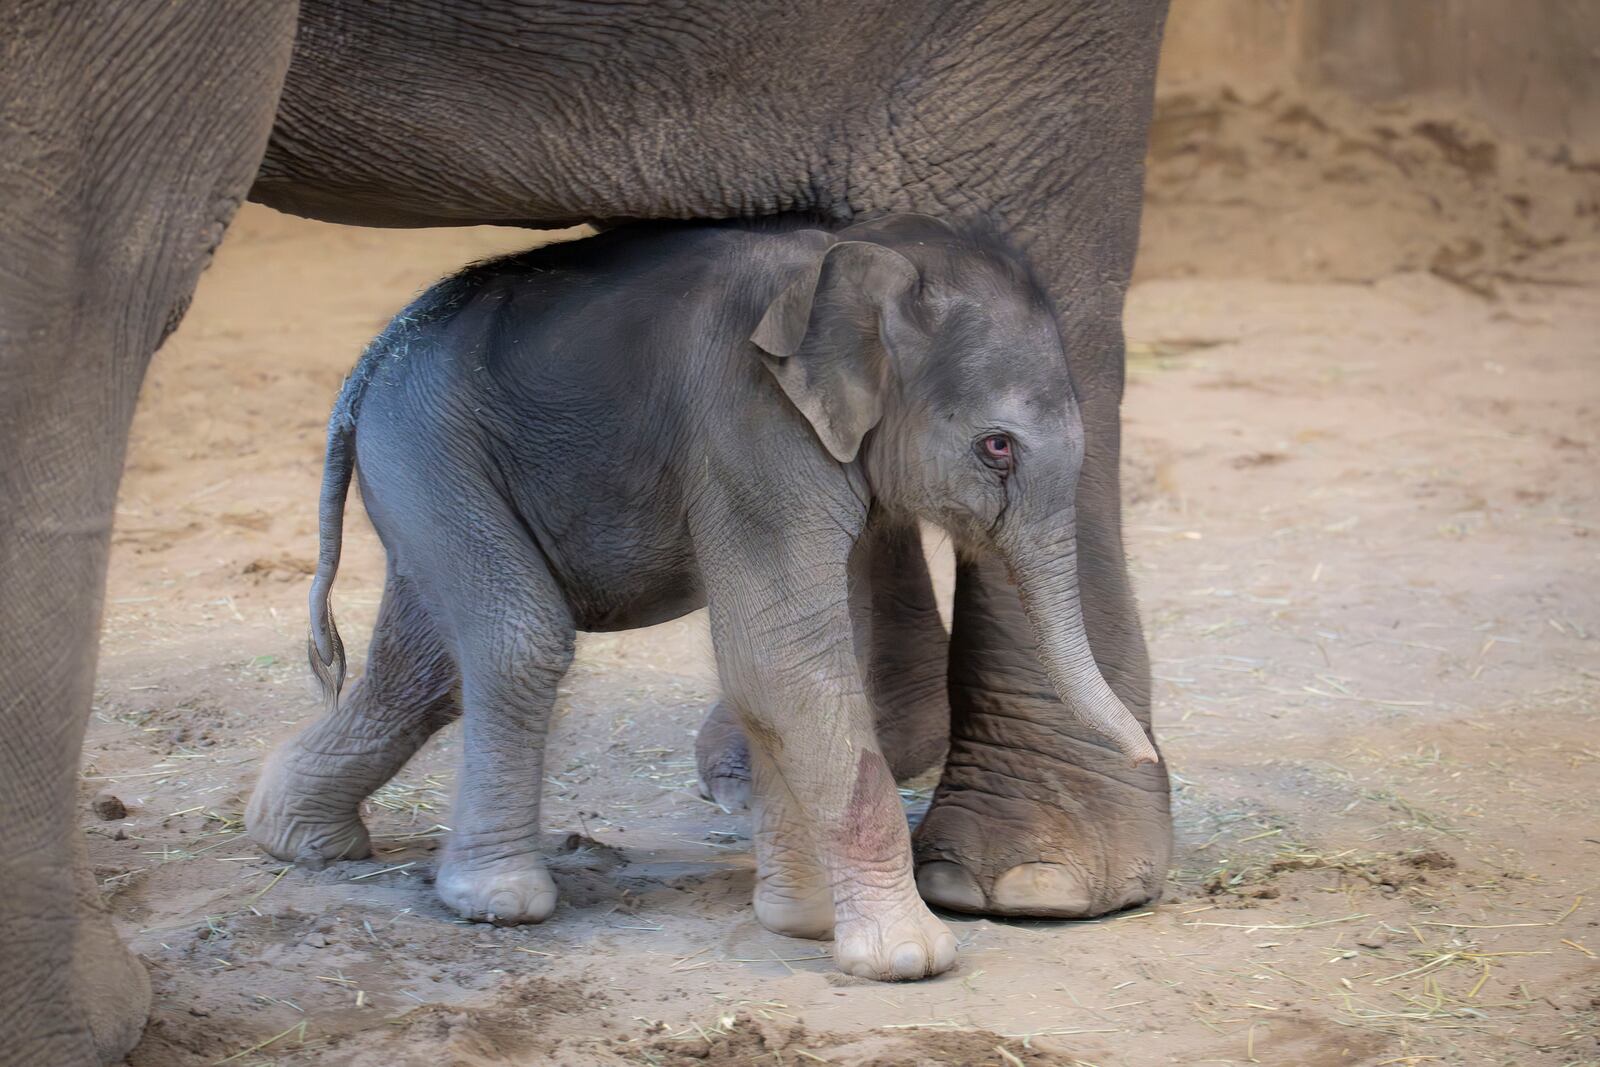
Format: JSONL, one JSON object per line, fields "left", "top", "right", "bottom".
{"left": 573, "top": 567, "right": 706, "bottom": 632}
{"left": 508, "top": 469, "right": 705, "bottom": 631}
{"left": 545, "top": 530, "right": 706, "bottom": 633}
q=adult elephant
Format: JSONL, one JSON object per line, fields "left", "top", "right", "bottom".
{"left": 0, "top": 1, "right": 1172, "bottom": 1062}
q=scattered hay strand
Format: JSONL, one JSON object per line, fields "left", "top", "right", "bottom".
{"left": 1419, "top": 895, "right": 1582, "bottom": 931}
{"left": 366, "top": 773, "right": 450, "bottom": 823}
{"left": 244, "top": 865, "right": 289, "bottom": 907}
{"left": 1186, "top": 913, "right": 1368, "bottom": 931}
{"left": 211, "top": 1020, "right": 307, "bottom": 1065}
{"left": 348, "top": 861, "right": 415, "bottom": 881}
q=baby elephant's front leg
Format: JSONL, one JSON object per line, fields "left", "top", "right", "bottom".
{"left": 716, "top": 592, "right": 957, "bottom": 980}
{"left": 756, "top": 699, "right": 955, "bottom": 980}
{"left": 828, "top": 743, "right": 959, "bottom": 979}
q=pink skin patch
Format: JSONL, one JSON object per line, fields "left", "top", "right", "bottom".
{"left": 840, "top": 750, "right": 909, "bottom": 871}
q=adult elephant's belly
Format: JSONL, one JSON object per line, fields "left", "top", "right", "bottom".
{"left": 251, "top": 0, "right": 867, "bottom": 228}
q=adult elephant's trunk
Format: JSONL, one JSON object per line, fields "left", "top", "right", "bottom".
{"left": 1004, "top": 522, "right": 1160, "bottom": 767}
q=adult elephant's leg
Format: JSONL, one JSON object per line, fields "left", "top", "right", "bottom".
{"left": 897, "top": 1, "right": 1173, "bottom": 917}
{"left": 913, "top": 327, "right": 1173, "bottom": 916}
{"left": 915, "top": 530, "right": 1171, "bottom": 917}
{"left": 0, "top": 3, "right": 296, "bottom": 1062}
{"left": 854, "top": 517, "right": 950, "bottom": 781}
{"left": 695, "top": 515, "right": 948, "bottom": 810}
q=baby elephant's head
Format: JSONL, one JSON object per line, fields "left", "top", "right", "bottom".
{"left": 752, "top": 214, "right": 1156, "bottom": 766}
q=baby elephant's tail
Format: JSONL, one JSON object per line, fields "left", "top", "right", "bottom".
{"left": 308, "top": 413, "right": 355, "bottom": 715}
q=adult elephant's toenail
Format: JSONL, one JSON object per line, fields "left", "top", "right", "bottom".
{"left": 989, "top": 862, "right": 1095, "bottom": 917}
{"left": 915, "top": 860, "right": 985, "bottom": 913}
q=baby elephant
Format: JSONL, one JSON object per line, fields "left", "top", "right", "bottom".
{"left": 246, "top": 214, "right": 1156, "bottom": 981}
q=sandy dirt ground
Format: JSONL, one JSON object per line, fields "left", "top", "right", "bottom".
{"left": 84, "top": 113, "right": 1600, "bottom": 1065}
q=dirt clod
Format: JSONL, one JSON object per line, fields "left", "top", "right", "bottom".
{"left": 90, "top": 791, "right": 128, "bottom": 820}
{"left": 241, "top": 555, "right": 316, "bottom": 581}
{"left": 1406, "top": 849, "right": 1457, "bottom": 870}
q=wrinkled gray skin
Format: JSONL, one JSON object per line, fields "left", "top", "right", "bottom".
{"left": 245, "top": 215, "right": 1158, "bottom": 983}
{"left": 1, "top": 1, "right": 1171, "bottom": 1060}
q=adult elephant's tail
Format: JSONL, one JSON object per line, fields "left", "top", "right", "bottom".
{"left": 307, "top": 409, "right": 355, "bottom": 715}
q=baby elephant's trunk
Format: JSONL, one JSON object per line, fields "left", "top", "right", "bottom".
{"left": 307, "top": 414, "right": 355, "bottom": 714}
{"left": 1005, "top": 525, "right": 1160, "bottom": 767}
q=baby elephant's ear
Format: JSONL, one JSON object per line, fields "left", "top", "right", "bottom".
{"left": 751, "top": 240, "right": 919, "bottom": 463}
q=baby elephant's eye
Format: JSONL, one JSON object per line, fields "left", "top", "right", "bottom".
{"left": 978, "top": 433, "right": 1014, "bottom": 471}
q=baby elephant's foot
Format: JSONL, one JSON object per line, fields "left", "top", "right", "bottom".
{"left": 694, "top": 701, "right": 753, "bottom": 811}
{"left": 246, "top": 755, "right": 373, "bottom": 868}
{"left": 833, "top": 900, "right": 958, "bottom": 981}
{"left": 754, "top": 874, "right": 834, "bottom": 941}
{"left": 436, "top": 854, "right": 557, "bottom": 925}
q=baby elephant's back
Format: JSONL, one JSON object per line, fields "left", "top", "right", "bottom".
{"left": 351, "top": 226, "right": 751, "bottom": 454}
{"left": 345, "top": 227, "right": 751, "bottom": 632}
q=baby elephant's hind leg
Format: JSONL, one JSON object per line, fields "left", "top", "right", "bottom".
{"left": 432, "top": 534, "right": 575, "bottom": 927}
{"left": 694, "top": 699, "right": 753, "bottom": 811}
{"left": 247, "top": 573, "right": 459, "bottom": 866}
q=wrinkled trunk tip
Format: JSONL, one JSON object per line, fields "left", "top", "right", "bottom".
{"left": 1110, "top": 720, "right": 1160, "bottom": 767}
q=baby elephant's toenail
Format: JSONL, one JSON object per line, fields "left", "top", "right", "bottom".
{"left": 846, "top": 959, "right": 877, "bottom": 979}
{"left": 890, "top": 941, "right": 929, "bottom": 979}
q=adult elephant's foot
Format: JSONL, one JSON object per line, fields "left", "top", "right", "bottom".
{"left": 833, "top": 900, "right": 959, "bottom": 981}
{"left": 916, "top": 534, "right": 1173, "bottom": 918}
{"left": 75, "top": 900, "right": 152, "bottom": 1062}
{"left": 436, "top": 853, "right": 558, "bottom": 925}
{"left": 69, "top": 832, "right": 152, "bottom": 1063}
{"left": 913, "top": 722, "right": 1171, "bottom": 917}
{"left": 245, "top": 745, "right": 373, "bottom": 868}
{"left": 4, "top": 852, "right": 153, "bottom": 1066}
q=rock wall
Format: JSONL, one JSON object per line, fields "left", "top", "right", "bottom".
{"left": 1159, "top": 1, "right": 1600, "bottom": 151}
{"left": 1139, "top": 1, "right": 1600, "bottom": 285}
